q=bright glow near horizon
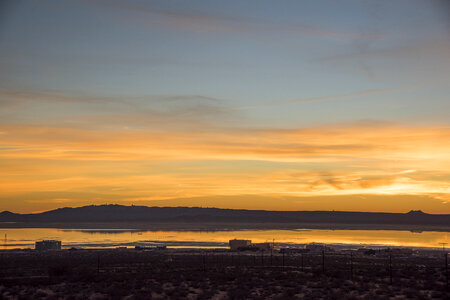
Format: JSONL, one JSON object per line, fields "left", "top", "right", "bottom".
{"left": 0, "top": 0, "right": 449, "bottom": 213}
{"left": 2, "top": 228, "right": 449, "bottom": 250}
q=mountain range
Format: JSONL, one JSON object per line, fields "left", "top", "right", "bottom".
{"left": 0, "top": 205, "right": 449, "bottom": 229}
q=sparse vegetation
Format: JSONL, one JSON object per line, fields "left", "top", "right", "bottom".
{"left": 0, "top": 249, "right": 448, "bottom": 299}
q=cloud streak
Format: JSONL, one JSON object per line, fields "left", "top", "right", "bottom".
{"left": 0, "top": 121, "right": 448, "bottom": 212}
{"left": 0, "top": 122, "right": 449, "bottom": 162}
{"left": 278, "top": 87, "right": 396, "bottom": 105}
{"left": 0, "top": 89, "right": 234, "bottom": 128}
{"left": 85, "top": 0, "right": 383, "bottom": 40}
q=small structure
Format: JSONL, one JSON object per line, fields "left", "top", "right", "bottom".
{"left": 305, "top": 243, "right": 332, "bottom": 253}
{"left": 35, "top": 240, "right": 61, "bottom": 251}
{"left": 253, "top": 243, "right": 273, "bottom": 251}
{"left": 135, "top": 243, "right": 166, "bottom": 250}
{"left": 280, "top": 247, "right": 309, "bottom": 254}
{"left": 229, "top": 239, "right": 251, "bottom": 251}
{"left": 384, "top": 247, "right": 414, "bottom": 256}
{"left": 68, "top": 246, "right": 83, "bottom": 251}
{"left": 357, "top": 248, "right": 377, "bottom": 256}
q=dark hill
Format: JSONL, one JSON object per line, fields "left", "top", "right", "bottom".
{"left": 0, "top": 205, "right": 449, "bottom": 228}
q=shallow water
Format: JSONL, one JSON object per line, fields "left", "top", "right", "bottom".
{"left": 0, "top": 228, "right": 448, "bottom": 249}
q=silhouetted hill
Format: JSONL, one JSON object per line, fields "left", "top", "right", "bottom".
{"left": 0, "top": 205, "right": 449, "bottom": 228}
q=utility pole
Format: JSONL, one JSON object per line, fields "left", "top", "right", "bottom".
{"left": 440, "top": 241, "right": 448, "bottom": 290}
{"left": 97, "top": 253, "right": 100, "bottom": 274}
{"left": 350, "top": 252, "right": 353, "bottom": 281}
{"left": 439, "top": 243, "right": 448, "bottom": 253}
{"left": 389, "top": 253, "right": 393, "bottom": 285}
{"left": 322, "top": 249, "right": 325, "bottom": 275}
{"left": 301, "top": 253, "right": 304, "bottom": 272}
{"left": 202, "top": 253, "right": 206, "bottom": 272}
{"left": 271, "top": 239, "right": 274, "bottom": 266}
{"left": 445, "top": 252, "right": 448, "bottom": 292}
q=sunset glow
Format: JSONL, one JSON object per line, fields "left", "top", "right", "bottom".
{"left": 0, "top": 0, "right": 449, "bottom": 213}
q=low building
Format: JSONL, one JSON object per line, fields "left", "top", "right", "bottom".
{"left": 135, "top": 243, "right": 166, "bottom": 250}
{"left": 35, "top": 240, "right": 61, "bottom": 251}
{"left": 229, "top": 239, "right": 251, "bottom": 251}
{"left": 383, "top": 247, "right": 415, "bottom": 256}
{"left": 68, "top": 246, "right": 83, "bottom": 251}
{"left": 253, "top": 243, "right": 273, "bottom": 251}
{"left": 357, "top": 248, "right": 377, "bottom": 256}
{"left": 280, "top": 247, "right": 309, "bottom": 254}
{"left": 305, "top": 243, "right": 332, "bottom": 253}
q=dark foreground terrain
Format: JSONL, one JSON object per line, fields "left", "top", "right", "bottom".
{"left": 0, "top": 248, "right": 448, "bottom": 299}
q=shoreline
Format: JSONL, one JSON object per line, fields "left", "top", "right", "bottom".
{"left": 1, "top": 242, "right": 447, "bottom": 251}
{"left": 1, "top": 221, "right": 450, "bottom": 232}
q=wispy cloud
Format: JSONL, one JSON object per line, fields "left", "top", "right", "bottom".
{"left": 317, "top": 41, "right": 450, "bottom": 62}
{"left": 0, "top": 89, "right": 120, "bottom": 105}
{"left": 0, "top": 88, "right": 233, "bottom": 127}
{"left": 229, "top": 87, "right": 403, "bottom": 112}
{"left": 315, "top": 41, "right": 450, "bottom": 81}
{"left": 0, "top": 86, "right": 401, "bottom": 118}
{"left": 84, "top": 0, "right": 383, "bottom": 40}
{"left": 0, "top": 121, "right": 448, "bottom": 212}
{"left": 0, "top": 89, "right": 224, "bottom": 106}
{"left": 278, "top": 87, "right": 396, "bottom": 105}
{"left": 0, "top": 122, "right": 448, "bottom": 164}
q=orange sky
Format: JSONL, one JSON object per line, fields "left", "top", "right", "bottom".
{"left": 1, "top": 122, "right": 449, "bottom": 213}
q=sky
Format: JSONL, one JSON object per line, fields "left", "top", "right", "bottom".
{"left": 0, "top": 0, "right": 449, "bottom": 213}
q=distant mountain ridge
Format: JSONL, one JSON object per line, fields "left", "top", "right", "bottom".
{"left": 0, "top": 205, "right": 449, "bottom": 227}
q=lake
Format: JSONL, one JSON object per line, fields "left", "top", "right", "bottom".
{"left": 1, "top": 228, "right": 449, "bottom": 250}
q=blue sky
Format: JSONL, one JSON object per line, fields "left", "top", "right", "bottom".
{"left": 2, "top": 0, "right": 449, "bottom": 124}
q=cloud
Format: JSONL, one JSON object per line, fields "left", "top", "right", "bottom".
{"left": 0, "top": 88, "right": 234, "bottom": 127}
{"left": 153, "top": 95, "right": 223, "bottom": 103}
{"left": 84, "top": 0, "right": 383, "bottom": 40}
{"left": 1, "top": 86, "right": 402, "bottom": 120}
{"left": 227, "top": 87, "right": 404, "bottom": 112}
{"left": 0, "top": 89, "right": 224, "bottom": 106}
{"left": 318, "top": 41, "right": 450, "bottom": 62}
{"left": 399, "top": 169, "right": 416, "bottom": 174}
{"left": 315, "top": 41, "right": 450, "bottom": 81}
{"left": 0, "top": 118, "right": 448, "bottom": 212}
{"left": 0, "top": 122, "right": 448, "bottom": 165}
{"left": 0, "top": 89, "right": 127, "bottom": 114}
{"left": 278, "top": 87, "right": 396, "bottom": 105}
{"left": 307, "top": 175, "right": 398, "bottom": 191}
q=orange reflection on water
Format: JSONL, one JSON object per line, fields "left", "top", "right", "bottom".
{"left": 0, "top": 228, "right": 448, "bottom": 249}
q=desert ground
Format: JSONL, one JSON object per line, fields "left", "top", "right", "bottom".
{"left": 0, "top": 248, "right": 448, "bottom": 299}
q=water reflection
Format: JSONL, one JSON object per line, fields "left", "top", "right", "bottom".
{"left": 0, "top": 228, "right": 448, "bottom": 249}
